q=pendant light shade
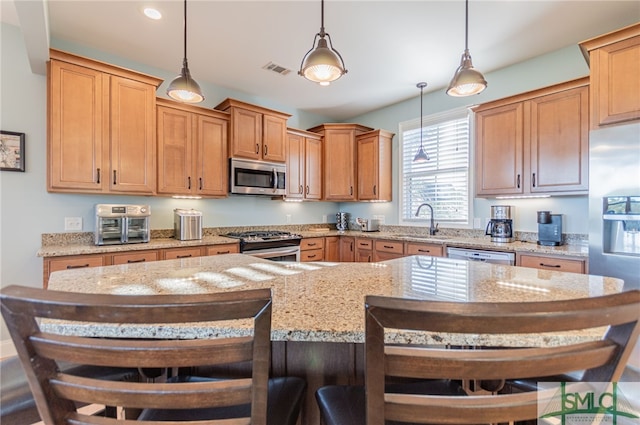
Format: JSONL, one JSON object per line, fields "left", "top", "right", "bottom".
{"left": 299, "top": 0, "right": 347, "bottom": 86}
{"left": 414, "top": 82, "right": 430, "bottom": 162}
{"left": 167, "top": 0, "right": 204, "bottom": 103}
{"left": 446, "top": 0, "right": 486, "bottom": 97}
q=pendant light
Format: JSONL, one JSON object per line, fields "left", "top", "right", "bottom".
{"left": 414, "top": 82, "right": 430, "bottom": 162}
{"left": 167, "top": 0, "right": 204, "bottom": 103}
{"left": 446, "top": 0, "right": 487, "bottom": 97}
{"left": 299, "top": 0, "right": 347, "bottom": 86}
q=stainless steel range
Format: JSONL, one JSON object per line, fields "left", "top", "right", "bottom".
{"left": 225, "top": 231, "right": 302, "bottom": 261}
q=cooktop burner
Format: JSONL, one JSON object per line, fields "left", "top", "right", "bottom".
{"left": 224, "top": 231, "right": 302, "bottom": 243}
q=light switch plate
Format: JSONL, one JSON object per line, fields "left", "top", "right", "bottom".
{"left": 64, "top": 217, "right": 82, "bottom": 231}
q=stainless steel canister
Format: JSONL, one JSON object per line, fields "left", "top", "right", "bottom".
{"left": 174, "top": 209, "right": 202, "bottom": 240}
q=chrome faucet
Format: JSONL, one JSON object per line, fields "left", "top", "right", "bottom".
{"left": 415, "top": 203, "right": 439, "bottom": 235}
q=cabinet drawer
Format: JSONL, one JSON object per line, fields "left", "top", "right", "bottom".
{"left": 355, "top": 238, "right": 373, "bottom": 250}
{"left": 111, "top": 250, "right": 158, "bottom": 265}
{"left": 301, "top": 238, "right": 324, "bottom": 250}
{"left": 301, "top": 248, "right": 324, "bottom": 262}
{"left": 374, "top": 240, "right": 404, "bottom": 255}
{"left": 48, "top": 255, "right": 105, "bottom": 273}
{"left": 162, "top": 247, "right": 203, "bottom": 260}
{"left": 405, "top": 243, "right": 443, "bottom": 257}
{"left": 206, "top": 243, "right": 239, "bottom": 256}
{"left": 519, "top": 254, "right": 585, "bottom": 274}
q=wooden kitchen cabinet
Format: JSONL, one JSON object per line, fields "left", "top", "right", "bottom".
{"left": 161, "top": 247, "right": 204, "bottom": 260}
{"left": 517, "top": 253, "right": 586, "bottom": 274}
{"left": 206, "top": 243, "right": 239, "bottom": 256}
{"left": 215, "top": 98, "right": 291, "bottom": 163}
{"left": 324, "top": 236, "right": 340, "bottom": 262}
{"left": 43, "top": 254, "right": 105, "bottom": 288}
{"left": 373, "top": 239, "right": 404, "bottom": 262}
{"left": 48, "top": 49, "right": 161, "bottom": 195}
{"left": 580, "top": 23, "right": 640, "bottom": 127}
{"left": 286, "top": 129, "right": 322, "bottom": 200}
{"left": 405, "top": 242, "right": 443, "bottom": 257}
{"left": 357, "top": 129, "right": 394, "bottom": 201}
{"left": 475, "top": 78, "right": 589, "bottom": 197}
{"left": 110, "top": 250, "right": 159, "bottom": 265}
{"left": 339, "top": 236, "right": 356, "bottom": 262}
{"left": 308, "top": 123, "right": 373, "bottom": 201}
{"left": 355, "top": 238, "right": 373, "bottom": 263}
{"left": 157, "top": 99, "right": 229, "bottom": 197}
{"left": 300, "top": 237, "right": 324, "bottom": 262}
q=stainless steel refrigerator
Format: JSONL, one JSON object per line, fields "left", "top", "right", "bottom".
{"left": 588, "top": 122, "right": 640, "bottom": 290}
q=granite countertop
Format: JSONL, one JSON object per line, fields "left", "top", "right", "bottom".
{"left": 45, "top": 254, "right": 621, "bottom": 347}
{"left": 38, "top": 229, "right": 588, "bottom": 258}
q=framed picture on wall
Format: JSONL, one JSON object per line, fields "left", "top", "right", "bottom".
{"left": 0, "top": 130, "right": 25, "bottom": 172}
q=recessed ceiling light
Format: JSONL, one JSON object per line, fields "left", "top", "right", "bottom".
{"left": 143, "top": 7, "right": 162, "bottom": 20}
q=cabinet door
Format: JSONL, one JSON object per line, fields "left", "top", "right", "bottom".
{"left": 162, "top": 247, "right": 203, "bottom": 260}
{"left": 518, "top": 254, "right": 585, "bottom": 274}
{"left": 339, "top": 236, "right": 355, "bottom": 262}
{"left": 206, "top": 243, "right": 239, "bottom": 256}
{"left": 196, "top": 114, "right": 228, "bottom": 196}
{"left": 111, "top": 250, "right": 159, "bottom": 265}
{"left": 357, "top": 133, "right": 379, "bottom": 200}
{"left": 157, "top": 106, "right": 193, "bottom": 195}
{"left": 405, "top": 243, "right": 443, "bottom": 257}
{"left": 324, "top": 236, "right": 340, "bottom": 262}
{"left": 45, "top": 255, "right": 105, "bottom": 288}
{"left": 263, "top": 114, "right": 287, "bottom": 162}
{"left": 109, "top": 75, "right": 156, "bottom": 194}
{"left": 529, "top": 86, "right": 589, "bottom": 194}
{"left": 590, "top": 35, "right": 640, "bottom": 126}
{"left": 475, "top": 103, "right": 524, "bottom": 196}
{"left": 230, "top": 108, "right": 262, "bottom": 159}
{"left": 324, "top": 129, "right": 356, "bottom": 200}
{"left": 48, "top": 60, "right": 105, "bottom": 192}
{"left": 286, "top": 132, "right": 304, "bottom": 199}
{"left": 305, "top": 136, "right": 323, "bottom": 200}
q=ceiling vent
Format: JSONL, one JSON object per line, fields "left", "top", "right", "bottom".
{"left": 262, "top": 62, "right": 292, "bottom": 76}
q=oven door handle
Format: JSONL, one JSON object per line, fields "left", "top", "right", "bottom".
{"left": 246, "top": 246, "right": 300, "bottom": 259}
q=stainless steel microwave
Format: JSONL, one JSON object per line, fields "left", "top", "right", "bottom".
{"left": 230, "top": 158, "right": 286, "bottom": 196}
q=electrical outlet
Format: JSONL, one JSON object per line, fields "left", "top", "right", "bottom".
{"left": 64, "top": 217, "right": 82, "bottom": 231}
{"left": 286, "top": 214, "right": 292, "bottom": 224}
{"left": 322, "top": 214, "right": 327, "bottom": 223}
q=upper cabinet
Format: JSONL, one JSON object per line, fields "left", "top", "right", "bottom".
{"left": 579, "top": 23, "right": 640, "bottom": 128}
{"left": 215, "top": 98, "right": 291, "bottom": 163}
{"left": 307, "top": 123, "right": 373, "bottom": 201}
{"left": 157, "top": 99, "right": 229, "bottom": 197}
{"left": 475, "top": 78, "right": 589, "bottom": 197}
{"left": 356, "top": 129, "right": 394, "bottom": 201}
{"left": 286, "top": 128, "right": 322, "bottom": 200}
{"left": 47, "top": 49, "right": 162, "bottom": 195}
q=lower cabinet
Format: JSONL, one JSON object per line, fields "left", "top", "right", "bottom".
{"left": 355, "top": 238, "right": 373, "bottom": 262}
{"left": 324, "top": 236, "right": 340, "bottom": 262}
{"left": 206, "top": 243, "right": 239, "bottom": 256}
{"left": 405, "top": 242, "right": 444, "bottom": 257}
{"left": 162, "top": 247, "right": 204, "bottom": 260}
{"left": 517, "top": 253, "right": 586, "bottom": 274}
{"left": 373, "top": 240, "right": 404, "bottom": 262}
{"left": 339, "top": 237, "right": 356, "bottom": 262}
{"left": 44, "top": 254, "right": 105, "bottom": 288}
{"left": 110, "top": 250, "right": 159, "bottom": 265}
{"left": 301, "top": 238, "right": 324, "bottom": 262}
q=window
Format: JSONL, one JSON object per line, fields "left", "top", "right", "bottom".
{"left": 400, "top": 108, "right": 471, "bottom": 226}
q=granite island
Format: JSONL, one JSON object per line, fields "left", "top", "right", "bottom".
{"left": 46, "top": 254, "right": 625, "bottom": 425}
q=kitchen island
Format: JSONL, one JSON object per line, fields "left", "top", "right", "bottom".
{"left": 46, "top": 254, "right": 624, "bottom": 425}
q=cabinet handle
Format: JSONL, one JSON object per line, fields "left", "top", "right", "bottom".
{"left": 299, "top": 185, "right": 303, "bottom": 194}
{"left": 532, "top": 173, "right": 536, "bottom": 188}
{"left": 127, "top": 259, "right": 146, "bottom": 263}
{"left": 539, "top": 262, "right": 561, "bottom": 268}
{"left": 113, "top": 170, "right": 117, "bottom": 185}
{"left": 350, "top": 186, "right": 353, "bottom": 196}
{"left": 188, "top": 176, "right": 191, "bottom": 190}
{"left": 418, "top": 249, "right": 431, "bottom": 253}
{"left": 368, "top": 255, "right": 371, "bottom": 262}
{"left": 308, "top": 243, "right": 317, "bottom": 247}
{"left": 517, "top": 174, "right": 521, "bottom": 189}
{"left": 96, "top": 168, "right": 101, "bottom": 184}
{"left": 67, "top": 264, "right": 90, "bottom": 269}
{"left": 216, "top": 250, "right": 230, "bottom": 255}
{"left": 256, "top": 143, "right": 260, "bottom": 154}
{"left": 308, "top": 254, "right": 317, "bottom": 258}
{"left": 306, "top": 185, "right": 309, "bottom": 195}
{"left": 373, "top": 185, "right": 377, "bottom": 195}
{"left": 264, "top": 145, "right": 268, "bottom": 155}
{"left": 199, "top": 177, "right": 203, "bottom": 190}
{"left": 350, "top": 242, "right": 354, "bottom": 252}
{"left": 177, "top": 254, "right": 193, "bottom": 258}
{"left": 383, "top": 245, "right": 394, "bottom": 249}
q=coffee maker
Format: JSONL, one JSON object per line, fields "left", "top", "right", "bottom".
{"left": 537, "top": 211, "right": 563, "bottom": 246}
{"left": 485, "top": 205, "right": 514, "bottom": 243}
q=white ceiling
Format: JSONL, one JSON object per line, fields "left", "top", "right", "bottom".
{"left": 2, "top": 1, "right": 639, "bottom": 120}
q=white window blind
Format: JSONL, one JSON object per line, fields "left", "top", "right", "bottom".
{"left": 400, "top": 108, "right": 470, "bottom": 225}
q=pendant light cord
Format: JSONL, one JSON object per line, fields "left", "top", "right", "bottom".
{"left": 183, "top": 0, "right": 188, "bottom": 61}
{"left": 319, "top": 0, "right": 326, "bottom": 37}
{"left": 464, "top": 0, "right": 469, "bottom": 51}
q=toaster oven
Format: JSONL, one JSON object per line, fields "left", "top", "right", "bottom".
{"left": 95, "top": 204, "right": 151, "bottom": 245}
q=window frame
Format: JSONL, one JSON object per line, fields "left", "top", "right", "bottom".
{"left": 398, "top": 106, "right": 474, "bottom": 229}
